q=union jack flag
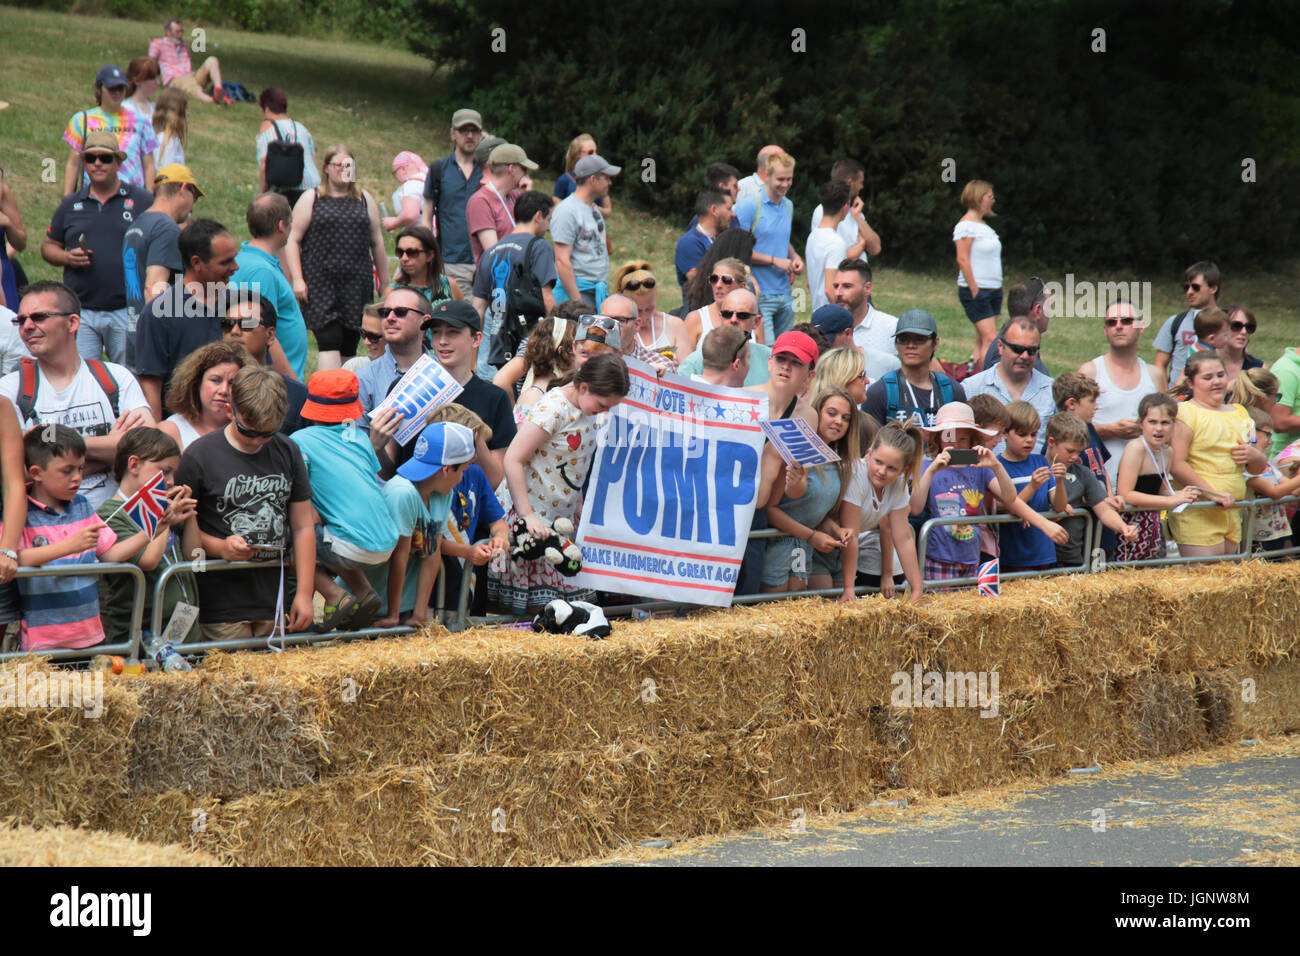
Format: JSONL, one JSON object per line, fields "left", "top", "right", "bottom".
{"left": 977, "top": 558, "right": 1000, "bottom": 598}
{"left": 123, "top": 472, "right": 169, "bottom": 538}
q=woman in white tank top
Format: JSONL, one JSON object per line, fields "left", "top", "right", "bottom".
{"left": 157, "top": 342, "right": 250, "bottom": 451}
{"left": 615, "top": 260, "right": 688, "bottom": 360}
{"left": 681, "top": 257, "right": 749, "bottom": 361}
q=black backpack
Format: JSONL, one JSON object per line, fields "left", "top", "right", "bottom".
{"left": 487, "top": 236, "right": 548, "bottom": 369}
{"left": 265, "top": 120, "right": 304, "bottom": 190}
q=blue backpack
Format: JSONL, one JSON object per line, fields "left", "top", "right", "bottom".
{"left": 881, "top": 369, "right": 954, "bottom": 426}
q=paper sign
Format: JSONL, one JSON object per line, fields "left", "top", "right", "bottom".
{"left": 161, "top": 602, "right": 199, "bottom": 645}
{"left": 573, "top": 361, "right": 769, "bottom": 607}
{"left": 759, "top": 417, "right": 840, "bottom": 468}
{"left": 369, "top": 354, "right": 464, "bottom": 445}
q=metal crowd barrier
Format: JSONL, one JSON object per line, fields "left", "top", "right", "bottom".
{"left": 4, "top": 495, "right": 1297, "bottom": 662}
{"left": 0, "top": 562, "right": 146, "bottom": 662}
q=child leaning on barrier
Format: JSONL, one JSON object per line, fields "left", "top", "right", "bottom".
{"left": 839, "top": 420, "right": 926, "bottom": 604}
{"left": 1243, "top": 407, "right": 1300, "bottom": 554}
{"left": 968, "top": 393, "right": 1010, "bottom": 565}
{"left": 4, "top": 426, "right": 154, "bottom": 651}
{"left": 763, "top": 386, "right": 861, "bottom": 594}
{"left": 909, "top": 402, "right": 1019, "bottom": 587}
{"left": 289, "top": 369, "right": 399, "bottom": 632}
{"left": 996, "top": 401, "right": 1069, "bottom": 573}
{"left": 1044, "top": 411, "right": 1137, "bottom": 568}
{"left": 1115, "top": 393, "right": 1198, "bottom": 561}
{"left": 175, "top": 365, "right": 316, "bottom": 641}
{"left": 96, "top": 428, "right": 201, "bottom": 645}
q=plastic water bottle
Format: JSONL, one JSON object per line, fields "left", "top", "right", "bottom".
{"left": 145, "top": 632, "right": 192, "bottom": 673}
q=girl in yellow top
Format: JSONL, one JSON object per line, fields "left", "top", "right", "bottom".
{"left": 1168, "top": 353, "right": 1264, "bottom": 556}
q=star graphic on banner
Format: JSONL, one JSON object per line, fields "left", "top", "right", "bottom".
{"left": 713, "top": 402, "right": 727, "bottom": 418}
{"left": 688, "top": 399, "right": 696, "bottom": 415}
{"left": 748, "top": 407, "right": 761, "bottom": 422}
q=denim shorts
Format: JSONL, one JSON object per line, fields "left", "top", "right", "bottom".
{"left": 957, "top": 286, "right": 1002, "bottom": 323}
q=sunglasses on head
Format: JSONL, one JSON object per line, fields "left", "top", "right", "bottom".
{"left": 361, "top": 330, "right": 385, "bottom": 343}
{"left": 83, "top": 153, "right": 117, "bottom": 165}
{"left": 377, "top": 306, "right": 426, "bottom": 319}
{"left": 396, "top": 246, "right": 427, "bottom": 257}
{"left": 233, "top": 415, "right": 276, "bottom": 439}
{"left": 720, "top": 309, "right": 756, "bottom": 321}
{"left": 1230, "top": 320, "right": 1257, "bottom": 334}
{"left": 13, "top": 311, "right": 73, "bottom": 326}
{"left": 1104, "top": 316, "right": 1137, "bottom": 327}
{"left": 709, "top": 273, "right": 738, "bottom": 286}
{"left": 621, "top": 277, "right": 656, "bottom": 292}
{"left": 731, "top": 330, "right": 752, "bottom": 364}
{"left": 579, "top": 314, "right": 618, "bottom": 332}
{"left": 1000, "top": 339, "right": 1040, "bottom": 356}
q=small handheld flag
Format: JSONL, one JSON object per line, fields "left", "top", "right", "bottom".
{"left": 977, "top": 558, "right": 1000, "bottom": 598}
{"left": 123, "top": 472, "right": 169, "bottom": 538}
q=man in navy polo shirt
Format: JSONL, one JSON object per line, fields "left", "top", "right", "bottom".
{"left": 41, "top": 130, "right": 152, "bottom": 366}
{"left": 674, "top": 187, "right": 733, "bottom": 302}
{"left": 420, "top": 107, "right": 484, "bottom": 295}
{"left": 135, "top": 217, "right": 238, "bottom": 417}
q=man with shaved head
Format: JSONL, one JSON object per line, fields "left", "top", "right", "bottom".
{"left": 603, "top": 292, "right": 676, "bottom": 372}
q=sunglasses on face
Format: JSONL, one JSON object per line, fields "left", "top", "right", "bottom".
{"left": 233, "top": 415, "right": 277, "bottom": 439}
{"left": 396, "top": 246, "right": 427, "bottom": 257}
{"left": 1000, "top": 339, "right": 1040, "bottom": 356}
{"left": 377, "top": 306, "right": 426, "bottom": 319}
{"left": 1230, "top": 320, "right": 1257, "bottom": 334}
{"left": 83, "top": 153, "right": 117, "bottom": 165}
{"left": 709, "top": 273, "right": 738, "bottom": 286}
{"left": 895, "top": 334, "right": 933, "bottom": 348}
{"left": 720, "top": 309, "right": 756, "bottom": 321}
{"left": 731, "top": 331, "right": 752, "bottom": 364}
{"left": 455, "top": 126, "right": 481, "bottom": 135}
{"left": 1184, "top": 282, "right": 1204, "bottom": 292}
{"left": 220, "top": 317, "right": 262, "bottom": 331}
{"left": 362, "top": 330, "right": 385, "bottom": 343}
{"left": 13, "top": 311, "right": 73, "bottom": 326}
{"left": 621, "top": 277, "right": 656, "bottom": 292}
{"left": 1104, "top": 316, "right": 1137, "bottom": 327}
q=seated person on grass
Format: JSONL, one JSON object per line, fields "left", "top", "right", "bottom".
{"left": 96, "top": 427, "right": 200, "bottom": 644}
{"left": 367, "top": 421, "right": 478, "bottom": 629}
{"left": 5, "top": 425, "right": 155, "bottom": 652}
{"left": 176, "top": 365, "right": 315, "bottom": 641}
{"left": 289, "top": 369, "right": 399, "bottom": 632}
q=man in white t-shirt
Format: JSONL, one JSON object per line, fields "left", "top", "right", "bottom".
{"left": 804, "top": 180, "right": 851, "bottom": 312}
{"left": 833, "top": 260, "right": 898, "bottom": 363}
{"left": 1079, "top": 299, "right": 1164, "bottom": 483}
{"left": 2, "top": 281, "right": 154, "bottom": 508}
{"left": 1152, "top": 260, "right": 1219, "bottom": 389}
{"left": 807, "top": 158, "right": 881, "bottom": 262}
{"left": 735, "top": 144, "right": 783, "bottom": 205}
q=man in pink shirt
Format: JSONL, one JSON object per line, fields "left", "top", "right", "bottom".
{"left": 465, "top": 143, "right": 537, "bottom": 263}
{"left": 148, "top": 18, "right": 228, "bottom": 105}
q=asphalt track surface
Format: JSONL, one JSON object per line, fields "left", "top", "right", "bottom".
{"left": 609, "top": 737, "right": 1299, "bottom": 867}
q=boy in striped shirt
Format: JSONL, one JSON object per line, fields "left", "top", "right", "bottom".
{"left": 7, "top": 425, "right": 151, "bottom": 651}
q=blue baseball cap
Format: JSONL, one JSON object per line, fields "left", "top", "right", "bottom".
{"left": 396, "top": 422, "right": 477, "bottom": 482}
{"left": 96, "top": 65, "right": 127, "bottom": 88}
{"left": 811, "top": 304, "right": 854, "bottom": 336}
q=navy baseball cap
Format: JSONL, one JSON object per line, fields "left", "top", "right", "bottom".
{"left": 811, "top": 304, "right": 854, "bottom": 336}
{"left": 96, "top": 65, "right": 127, "bottom": 88}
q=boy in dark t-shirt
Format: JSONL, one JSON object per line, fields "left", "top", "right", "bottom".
{"left": 175, "top": 365, "right": 315, "bottom": 639}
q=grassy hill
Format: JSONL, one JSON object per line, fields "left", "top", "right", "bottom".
{"left": 2, "top": 4, "right": 1295, "bottom": 376}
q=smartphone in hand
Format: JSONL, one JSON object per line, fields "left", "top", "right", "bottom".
{"left": 946, "top": 448, "right": 981, "bottom": 466}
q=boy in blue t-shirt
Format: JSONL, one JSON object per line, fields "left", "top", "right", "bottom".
{"left": 997, "top": 402, "right": 1068, "bottom": 572}
{"left": 291, "top": 370, "right": 400, "bottom": 631}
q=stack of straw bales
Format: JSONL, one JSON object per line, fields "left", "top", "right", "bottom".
{"left": 2, "top": 562, "right": 1296, "bottom": 865}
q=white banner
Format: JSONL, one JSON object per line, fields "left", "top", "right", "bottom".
{"left": 574, "top": 360, "right": 769, "bottom": 606}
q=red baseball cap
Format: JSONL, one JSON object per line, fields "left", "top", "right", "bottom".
{"left": 771, "top": 331, "right": 818, "bottom": 367}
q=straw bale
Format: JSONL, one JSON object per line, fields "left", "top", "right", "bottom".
{"left": 128, "top": 672, "right": 325, "bottom": 796}
{"left": 1193, "top": 669, "right": 1242, "bottom": 743}
{"left": 1115, "top": 670, "right": 1207, "bottom": 756}
{"left": 1235, "top": 659, "right": 1300, "bottom": 737}
{"left": 0, "top": 821, "right": 222, "bottom": 866}
{"left": 0, "top": 660, "right": 138, "bottom": 828}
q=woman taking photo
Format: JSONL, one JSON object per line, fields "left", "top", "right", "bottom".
{"left": 285, "top": 144, "right": 388, "bottom": 369}
{"left": 158, "top": 341, "right": 251, "bottom": 450}
{"left": 953, "top": 179, "right": 1002, "bottom": 371}
{"left": 1168, "top": 352, "right": 1266, "bottom": 557}
{"left": 62, "top": 64, "right": 158, "bottom": 195}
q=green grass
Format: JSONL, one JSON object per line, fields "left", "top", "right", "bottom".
{"left": 3, "top": 3, "right": 1296, "bottom": 377}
